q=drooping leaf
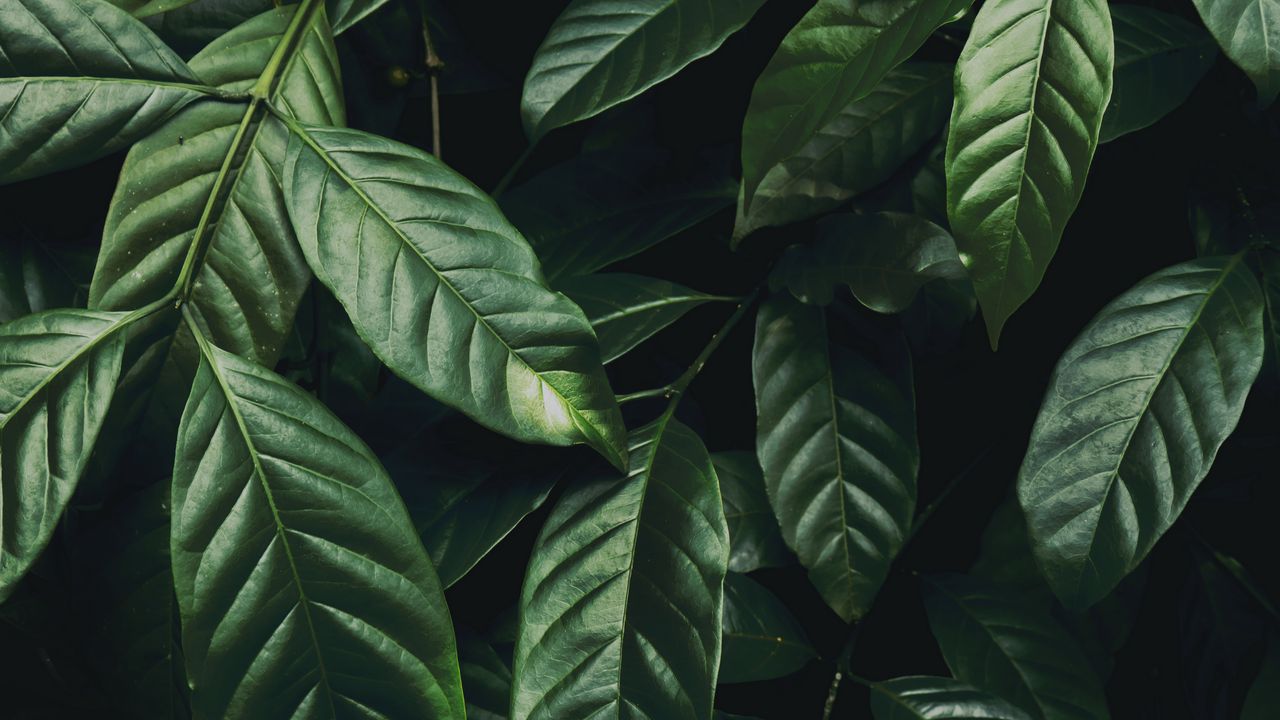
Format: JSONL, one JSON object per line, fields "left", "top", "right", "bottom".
{"left": 560, "top": 273, "right": 730, "bottom": 363}
{"left": 1017, "top": 256, "right": 1264, "bottom": 610}
{"left": 457, "top": 625, "right": 512, "bottom": 720}
{"left": 740, "top": 0, "right": 972, "bottom": 209}
{"left": 509, "top": 419, "right": 729, "bottom": 720}
{"left": 0, "top": 0, "right": 214, "bottom": 184}
{"left": 1192, "top": 0, "right": 1280, "bottom": 106}
{"left": 719, "top": 572, "right": 814, "bottom": 684}
{"left": 520, "top": 0, "right": 766, "bottom": 140}
{"left": 1101, "top": 5, "right": 1216, "bottom": 143}
{"left": 869, "top": 676, "right": 1034, "bottom": 720}
{"left": 753, "top": 294, "right": 918, "bottom": 622}
{"left": 922, "top": 574, "right": 1110, "bottom": 720}
{"left": 734, "top": 63, "right": 953, "bottom": 242}
{"left": 769, "top": 212, "right": 969, "bottom": 313}
{"left": 282, "top": 123, "right": 629, "bottom": 471}
{"left": 171, "top": 328, "right": 464, "bottom": 719}
{"left": 946, "top": 0, "right": 1114, "bottom": 347}
{"left": 713, "top": 451, "right": 791, "bottom": 573}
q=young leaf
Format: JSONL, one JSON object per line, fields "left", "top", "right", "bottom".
{"left": 172, "top": 328, "right": 465, "bottom": 719}
{"left": 734, "top": 63, "right": 953, "bottom": 242}
{"left": 0, "top": 0, "right": 214, "bottom": 184}
{"left": 1101, "top": 5, "right": 1216, "bottom": 143}
{"left": 1192, "top": 0, "right": 1280, "bottom": 106}
{"left": 719, "top": 572, "right": 815, "bottom": 684}
{"left": 559, "top": 273, "right": 730, "bottom": 363}
{"left": 922, "top": 574, "right": 1110, "bottom": 720}
{"left": 509, "top": 419, "right": 729, "bottom": 720}
{"left": 753, "top": 295, "right": 918, "bottom": 622}
{"left": 946, "top": 0, "right": 1114, "bottom": 347}
{"left": 740, "top": 0, "right": 972, "bottom": 209}
{"left": 520, "top": 0, "right": 766, "bottom": 140}
{"left": 714, "top": 451, "right": 791, "bottom": 573}
{"left": 1017, "top": 256, "right": 1264, "bottom": 610}
{"left": 282, "top": 124, "right": 629, "bottom": 471}
{"left": 869, "top": 676, "right": 1034, "bottom": 720}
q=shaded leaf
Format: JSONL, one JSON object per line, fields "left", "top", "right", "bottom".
{"left": 713, "top": 451, "right": 791, "bottom": 573}
{"left": 719, "top": 572, "right": 814, "bottom": 684}
{"left": 869, "top": 676, "right": 1034, "bottom": 720}
{"left": 0, "top": 236, "right": 94, "bottom": 322}
{"left": 1192, "top": 0, "right": 1280, "bottom": 106}
{"left": 457, "top": 625, "right": 512, "bottom": 720}
{"left": 1243, "top": 630, "right": 1280, "bottom": 720}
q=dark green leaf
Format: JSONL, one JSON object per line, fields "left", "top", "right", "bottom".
{"left": 0, "top": 236, "right": 93, "bottom": 322}
{"left": 713, "top": 451, "right": 791, "bottom": 573}
{"left": 869, "top": 676, "right": 1034, "bottom": 720}
{"left": 719, "top": 572, "right": 814, "bottom": 683}
{"left": 457, "top": 625, "right": 512, "bottom": 720}
{"left": 1243, "top": 630, "right": 1280, "bottom": 720}
{"left": 1192, "top": 0, "right": 1280, "bottom": 106}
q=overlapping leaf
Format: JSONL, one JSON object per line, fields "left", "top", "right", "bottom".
{"left": 1193, "top": 0, "right": 1280, "bottom": 106}
{"left": 714, "top": 451, "right": 790, "bottom": 573}
{"left": 869, "top": 676, "right": 1034, "bottom": 720}
{"left": 719, "top": 572, "right": 814, "bottom": 683}
{"left": 457, "top": 625, "right": 513, "bottom": 720}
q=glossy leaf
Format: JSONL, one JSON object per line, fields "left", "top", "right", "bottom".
{"left": 1193, "top": 0, "right": 1280, "bottom": 106}
{"left": 740, "top": 0, "right": 972, "bottom": 208}
{"left": 282, "top": 124, "right": 629, "bottom": 471}
{"left": 1101, "top": 5, "right": 1216, "bottom": 143}
{"left": 510, "top": 419, "right": 729, "bottom": 720}
{"left": 753, "top": 294, "right": 918, "bottom": 622}
{"left": 171, "top": 330, "right": 464, "bottom": 719}
{"left": 922, "top": 574, "right": 1110, "bottom": 720}
{"left": 946, "top": 0, "right": 1114, "bottom": 347}
{"left": 869, "top": 676, "right": 1034, "bottom": 720}
{"left": 560, "top": 273, "right": 729, "bottom": 363}
{"left": 719, "top": 572, "right": 814, "bottom": 684}
{"left": 714, "top": 451, "right": 790, "bottom": 573}
{"left": 0, "top": 0, "right": 213, "bottom": 184}
{"left": 734, "top": 63, "right": 953, "bottom": 242}
{"left": 1017, "top": 256, "right": 1264, "bottom": 609}
{"left": 520, "top": 0, "right": 765, "bottom": 140}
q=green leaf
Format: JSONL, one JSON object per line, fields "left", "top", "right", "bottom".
{"left": 1100, "top": 5, "right": 1216, "bottom": 143}
{"left": 560, "top": 273, "right": 730, "bottom": 363}
{"left": 1017, "top": 256, "right": 1264, "bottom": 610}
{"left": 282, "top": 123, "right": 629, "bottom": 471}
{"left": 1193, "top": 0, "right": 1280, "bottom": 106}
{"left": 107, "top": 0, "right": 381, "bottom": 34}
{"left": 1258, "top": 246, "right": 1280, "bottom": 384}
{"left": 0, "top": 0, "right": 214, "bottom": 184}
{"left": 0, "top": 236, "right": 94, "bottom": 322}
{"left": 510, "top": 418, "right": 729, "bottom": 720}
{"left": 770, "top": 212, "right": 969, "bottom": 313}
{"left": 740, "top": 0, "right": 972, "bottom": 209}
{"left": 753, "top": 294, "right": 918, "bottom": 622}
{"left": 869, "top": 676, "right": 1034, "bottom": 720}
{"left": 326, "top": 0, "right": 385, "bottom": 34}
{"left": 0, "top": 309, "right": 138, "bottom": 600}
{"left": 719, "top": 572, "right": 814, "bottom": 684}
{"left": 945, "top": 0, "right": 1114, "bottom": 347}
{"left": 734, "top": 63, "right": 954, "bottom": 242}
{"left": 457, "top": 625, "right": 512, "bottom": 720}
{"left": 922, "top": 574, "right": 1110, "bottom": 720}
{"left": 520, "top": 0, "right": 766, "bottom": 140}
{"left": 1243, "top": 630, "right": 1280, "bottom": 720}
{"left": 171, "top": 327, "right": 465, "bottom": 719}
{"left": 713, "top": 451, "right": 791, "bottom": 573}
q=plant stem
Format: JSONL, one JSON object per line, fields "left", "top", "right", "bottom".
{"left": 905, "top": 445, "right": 991, "bottom": 547}
{"left": 821, "top": 670, "right": 843, "bottom": 720}
{"left": 658, "top": 286, "right": 760, "bottom": 421}
{"left": 492, "top": 144, "right": 534, "bottom": 198}
{"left": 616, "top": 387, "right": 671, "bottom": 405}
{"left": 421, "top": 13, "right": 444, "bottom": 159}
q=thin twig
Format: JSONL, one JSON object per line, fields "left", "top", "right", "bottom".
{"left": 905, "top": 444, "right": 993, "bottom": 547}
{"left": 492, "top": 144, "right": 534, "bottom": 198}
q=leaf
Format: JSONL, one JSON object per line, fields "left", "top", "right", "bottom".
{"left": 1193, "top": 0, "right": 1280, "bottom": 106}
{"left": 0, "top": 236, "right": 94, "bottom": 322}
{"left": 734, "top": 63, "right": 954, "bottom": 242}
{"left": 921, "top": 574, "right": 1110, "bottom": 720}
{"left": 753, "top": 294, "right": 918, "bottom": 622}
{"left": 1243, "top": 630, "right": 1280, "bottom": 720}
{"left": 0, "top": 309, "right": 137, "bottom": 601}
{"left": 945, "top": 0, "right": 1114, "bottom": 347}
{"left": 520, "top": 0, "right": 766, "bottom": 140}
{"left": 769, "top": 212, "right": 969, "bottom": 313}
{"left": 1100, "top": 5, "right": 1216, "bottom": 143}
{"left": 509, "top": 418, "right": 729, "bottom": 720}
{"left": 559, "top": 273, "right": 730, "bottom": 363}
{"left": 171, "top": 327, "right": 465, "bottom": 719}
{"left": 740, "top": 0, "right": 972, "bottom": 209}
{"left": 91, "top": 3, "right": 344, "bottom": 368}
{"left": 326, "top": 0, "right": 386, "bottom": 34}
{"left": 869, "top": 676, "right": 1034, "bottom": 720}
{"left": 719, "top": 572, "right": 814, "bottom": 684}
{"left": 713, "top": 451, "right": 791, "bottom": 573}
{"left": 282, "top": 123, "right": 629, "bottom": 471}
{"left": 0, "top": 0, "right": 214, "bottom": 184}
{"left": 456, "top": 625, "right": 512, "bottom": 720}
{"left": 1258, "top": 246, "right": 1280, "bottom": 385}
{"left": 1016, "top": 256, "right": 1264, "bottom": 609}
{"left": 107, "top": 0, "right": 381, "bottom": 35}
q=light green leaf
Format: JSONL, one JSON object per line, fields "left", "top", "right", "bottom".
{"left": 520, "top": 0, "right": 766, "bottom": 140}
{"left": 282, "top": 124, "right": 629, "bottom": 471}
{"left": 560, "top": 273, "right": 729, "bottom": 363}
{"left": 946, "top": 0, "right": 1114, "bottom": 347}
{"left": 753, "top": 294, "right": 918, "bottom": 622}
{"left": 171, "top": 327, "right": 464, "bottom": 719}
{"left": 1193, "top": 0, "right": 1280, "bottom": 106}
{"left": 740, "top": 0, "right": 972, "bottom": 209}
{"left": 510, "top": 419, "right": 729, "bottom": 720}
{"left": 922, "top": 574, "right": 1109, "bottom": 720}
{"left": 1017, "top": 256, "right": 1263, "bottom": 609}
{"left": 0, "top": 0, "right": 214, "bottom": 184}
{"left": 734, "top": 63, "right": 953, "bottom": 243}
{"left": 713, "top": 451, "right": 791, "bottom": 573}
{"left": 869, "top": 676, "right": 1034, "bottom": 720}
{"left": 719, "top": 572, "right": 814, "bottom": 684}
